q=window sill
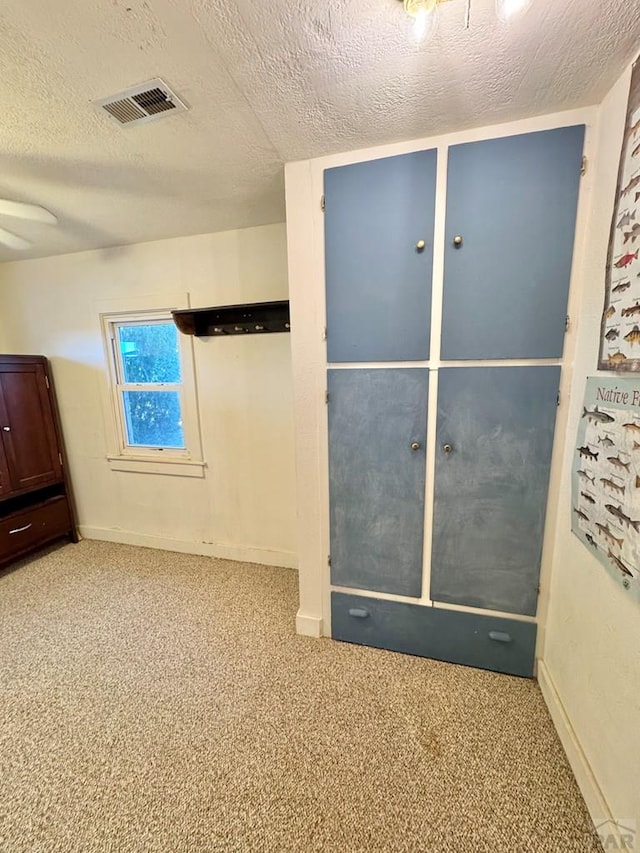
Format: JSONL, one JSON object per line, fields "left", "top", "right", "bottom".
{"left": 106, "top": 455, "right": 206, "bottom": 478}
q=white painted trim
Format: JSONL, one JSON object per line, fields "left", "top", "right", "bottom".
{"left": 432, "top": 600, "right": 537, "bottom": 623}
{"left": 537, "top": 660, "right": 616, "bottom": 836}
{"left": 330, "top": 584, "right": 423, "bottom": 606}
{"left": 79, "top": 525, "right": 298, "bottom": 569}
{"left": 328, "top": 359, "right": 563, "bottom": 371}
{"left": 329, "top": 584, "right": 538, "bottom": 622}
{"left": 295, "top": 610, "right": 324, "bottom": 637}
{"left": 105, "top": 456, "right": 206, "bottom": 477}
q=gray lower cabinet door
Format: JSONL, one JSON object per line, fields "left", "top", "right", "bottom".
{"left": 431, "top": 365, "right": 561, "bottom": 616}
{"left": 441, "top": 125, "right": 585, "bottom": 360}
{"left": 328, "top": 368, "right": 429, "bottom": 596}
{"left": 324, "top": 149, "right": 437, "bottom": 363}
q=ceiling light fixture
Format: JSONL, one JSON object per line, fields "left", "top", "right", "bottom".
{"left": 400, "top": 0, "right": 531, "bottom": 39}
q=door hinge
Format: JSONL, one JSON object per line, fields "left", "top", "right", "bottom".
{"left": 325, "top": 390, "right": 329, "bottom": 404}
{"left": 45, "top": 375, "right": 50, "bottom": 389}
{"left": 328, "top": 555, "right": 332, "bottom": 566}
{"left": 557, "top": 390, "right": 561, "bottom": 407}
{"left": 322, "top": 326, "right": 327, "bottom": 341}
{"left": 320, "top": 195, "right": 325, "bottom": 211}
{"left": 58, "top": 452, "right": 63, "bottom": 466}
{"left": 580, "top": 156, "right": 587, "bottom": 176}
{"left": 565, "top": 314, "right": 570, "bottom": 333}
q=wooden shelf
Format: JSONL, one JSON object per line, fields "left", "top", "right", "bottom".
{"left": 172, "top": 301, "right": 290, "bottom": 338}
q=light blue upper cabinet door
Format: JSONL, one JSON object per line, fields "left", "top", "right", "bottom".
{"left": 328, "top": 368, "right": 429, "bottom": 596}
{"left": 441, "top": 126, "right": 585, "bottom": 360}
{"left": 431, "top": 365, "right": 560, "bottom": 616}
{"left": 324, "top": 150, "right": 437, "bottom": 363}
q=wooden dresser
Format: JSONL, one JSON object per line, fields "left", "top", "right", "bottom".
{"left": 0, "top": 355, "right": 77, "bottom": 569}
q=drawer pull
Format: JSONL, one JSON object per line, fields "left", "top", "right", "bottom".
{"left": 9, "top": 523, "right": 32, "bottom": 535}
{"left": 488, "top": 630, "right": 512, "bottom": 644}
{"left": 348, "top": 607, "right": 370, "bottom": 619}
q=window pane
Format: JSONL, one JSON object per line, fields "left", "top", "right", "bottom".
{"left": 122, "top": 391, "right": 185, "bottom": 448}
{"left": 118, "top": 322, "right": 181, "bottom": 384}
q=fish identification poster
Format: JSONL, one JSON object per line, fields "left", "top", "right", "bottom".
{"left": 572, "top": 377, "right": 640, "bottom": 602}
{"left": 598, "top": 59, "right": 640, "bottom": 371}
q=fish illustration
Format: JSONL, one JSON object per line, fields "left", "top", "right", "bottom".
{"left": 624, "top": 325, "right": 640, "bottom": 345}
{"left": 608, "top": 549, "right": 633, "bottom": 578}
{"left": 622, "top": 421, "right": 640, "bottom": 433}
{"left": 621, "top": 174, "right": 640, "bottom": 196}
{"left": 577, "top": 445, "right": 598, "bottom": 461}
{"left": 595, "top": 522, "right": 624, "bottom": 549}
{"left": 612, "top": 280, "right": 631, "bottom": 293}
{"left": 600, "top": 477, "right": 625, "bottom": 496}
{"left": 582, "top": 405, "right": 614, "bottom": 424}
{"left": 608, "top": 351, "right": 627, "bottom": 365}
{"left": 585, "top": 533, "right": 597, "bottom": 549}
{"left": 605, "top": 503, "right": 640, "bottom": 532}
{"left": 608, "top": 454, "right": 631, "bottom": 472}
{"left": 573, "top": 507, "right": 589, "bottom": 522}
{"left": 580, "top": 491, "right": 596, "bottom": 505}
{"left": 621, "top": 303, "right": 640, "bottom": 317}
{"left": 605, "top": 305, "right": 617, "bottom": 319}
{"left": 617, "top": 210, "right": 636, "bottom": 229}
{"left": 624, "top": 223, "right": 640, "bottom": 243}
{"left": 604, "top": 328, "right": 620, "bottom": 341}
{"left": 577, "top": 469, "right": 596, "bottom": 484}
{"left": 614, "top": 250, "right": 639, "bottom": 269}
{"left": 633, "top": 140, "right": 640, "bottom": 157}
{"left": 598, "top": 435, "right": 615, "bottom": 447}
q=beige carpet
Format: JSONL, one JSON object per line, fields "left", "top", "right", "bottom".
{"left": 0, "top": 540, "right": 601, "bottom": 852}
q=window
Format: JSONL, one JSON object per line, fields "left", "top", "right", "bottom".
{"left": 101, "top": 309, "right": 204, "bottom": 477}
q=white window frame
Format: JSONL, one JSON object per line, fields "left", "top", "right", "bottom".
{"left": 100, "top": 306, "right": 205, "bottom": 478}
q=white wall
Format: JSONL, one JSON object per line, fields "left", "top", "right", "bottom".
{"left": 0, "top": 223, "right": 298, "bottom": 567}
{"left": 540, "top": 62, "right": 640, "bottom": 831}
{"left": 285, "top": 104, "right": 597, "bottom": 637}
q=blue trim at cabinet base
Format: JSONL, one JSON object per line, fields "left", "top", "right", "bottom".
{"left": 331, "top": 592, "right": 537, "bottom": 678}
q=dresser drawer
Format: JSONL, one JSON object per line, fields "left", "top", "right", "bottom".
{"left": 0, "top": 497, "right": 71, "bottom": 561}
{"left": 331, "top": 592, "right": 537, "bottom": 678}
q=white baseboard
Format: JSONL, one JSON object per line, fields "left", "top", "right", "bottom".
{"left": 537, "top": 660, "right": 619, "bottom": 842}
{"left": 78, "top": 525, "right": 298, "bottom": 569}
{"left": 295, "top": 609, "right": 323, "bottom": 637}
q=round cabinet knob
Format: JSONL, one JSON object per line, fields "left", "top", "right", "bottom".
{"left": 410, "top": 442, "right": 421, "bottom": 451}
{"left": 453, "top": 235, "right": 463, "bottom": 248}
{"left": 415, "top": 239, "right": 425, "bottom": 253}
{"left": 2, "top": 426, "right": 10, "bottom": 432}
{"left": 442, "top": 443, "right": 453, "bottom": 454}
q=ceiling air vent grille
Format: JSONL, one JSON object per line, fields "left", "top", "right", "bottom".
{"left": 94, "top": 79, "right": 188, "bottom": 127}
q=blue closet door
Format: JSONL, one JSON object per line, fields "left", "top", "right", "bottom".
{"left": 328, "top": 368, "right": 429, "bottom": 596}
{"left": 324, "top": 150, "right": 437, "bottom": 363}
{"left": 431, "top": 366, "right": 560, "bottom": 616}
{"left": 441, "top": 126, "right": 585, "bottom": 360}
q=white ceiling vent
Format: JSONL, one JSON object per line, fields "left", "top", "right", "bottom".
{"left": 94, "top": 79, "right": 188, "bottom": 127}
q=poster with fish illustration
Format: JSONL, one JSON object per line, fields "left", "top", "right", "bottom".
{"left": 599, "top": 59, "right": 640, "bottom": 371}
{"left": 572, "top": 377, "right": 640, "bottom": 602}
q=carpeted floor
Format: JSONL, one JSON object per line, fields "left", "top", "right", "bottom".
{"left": 0, "top": 540, "right": 601, "bottom": 852}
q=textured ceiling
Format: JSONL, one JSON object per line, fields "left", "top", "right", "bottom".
{"left": 0, "top": 0, "right": 638, "bottom": 261}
